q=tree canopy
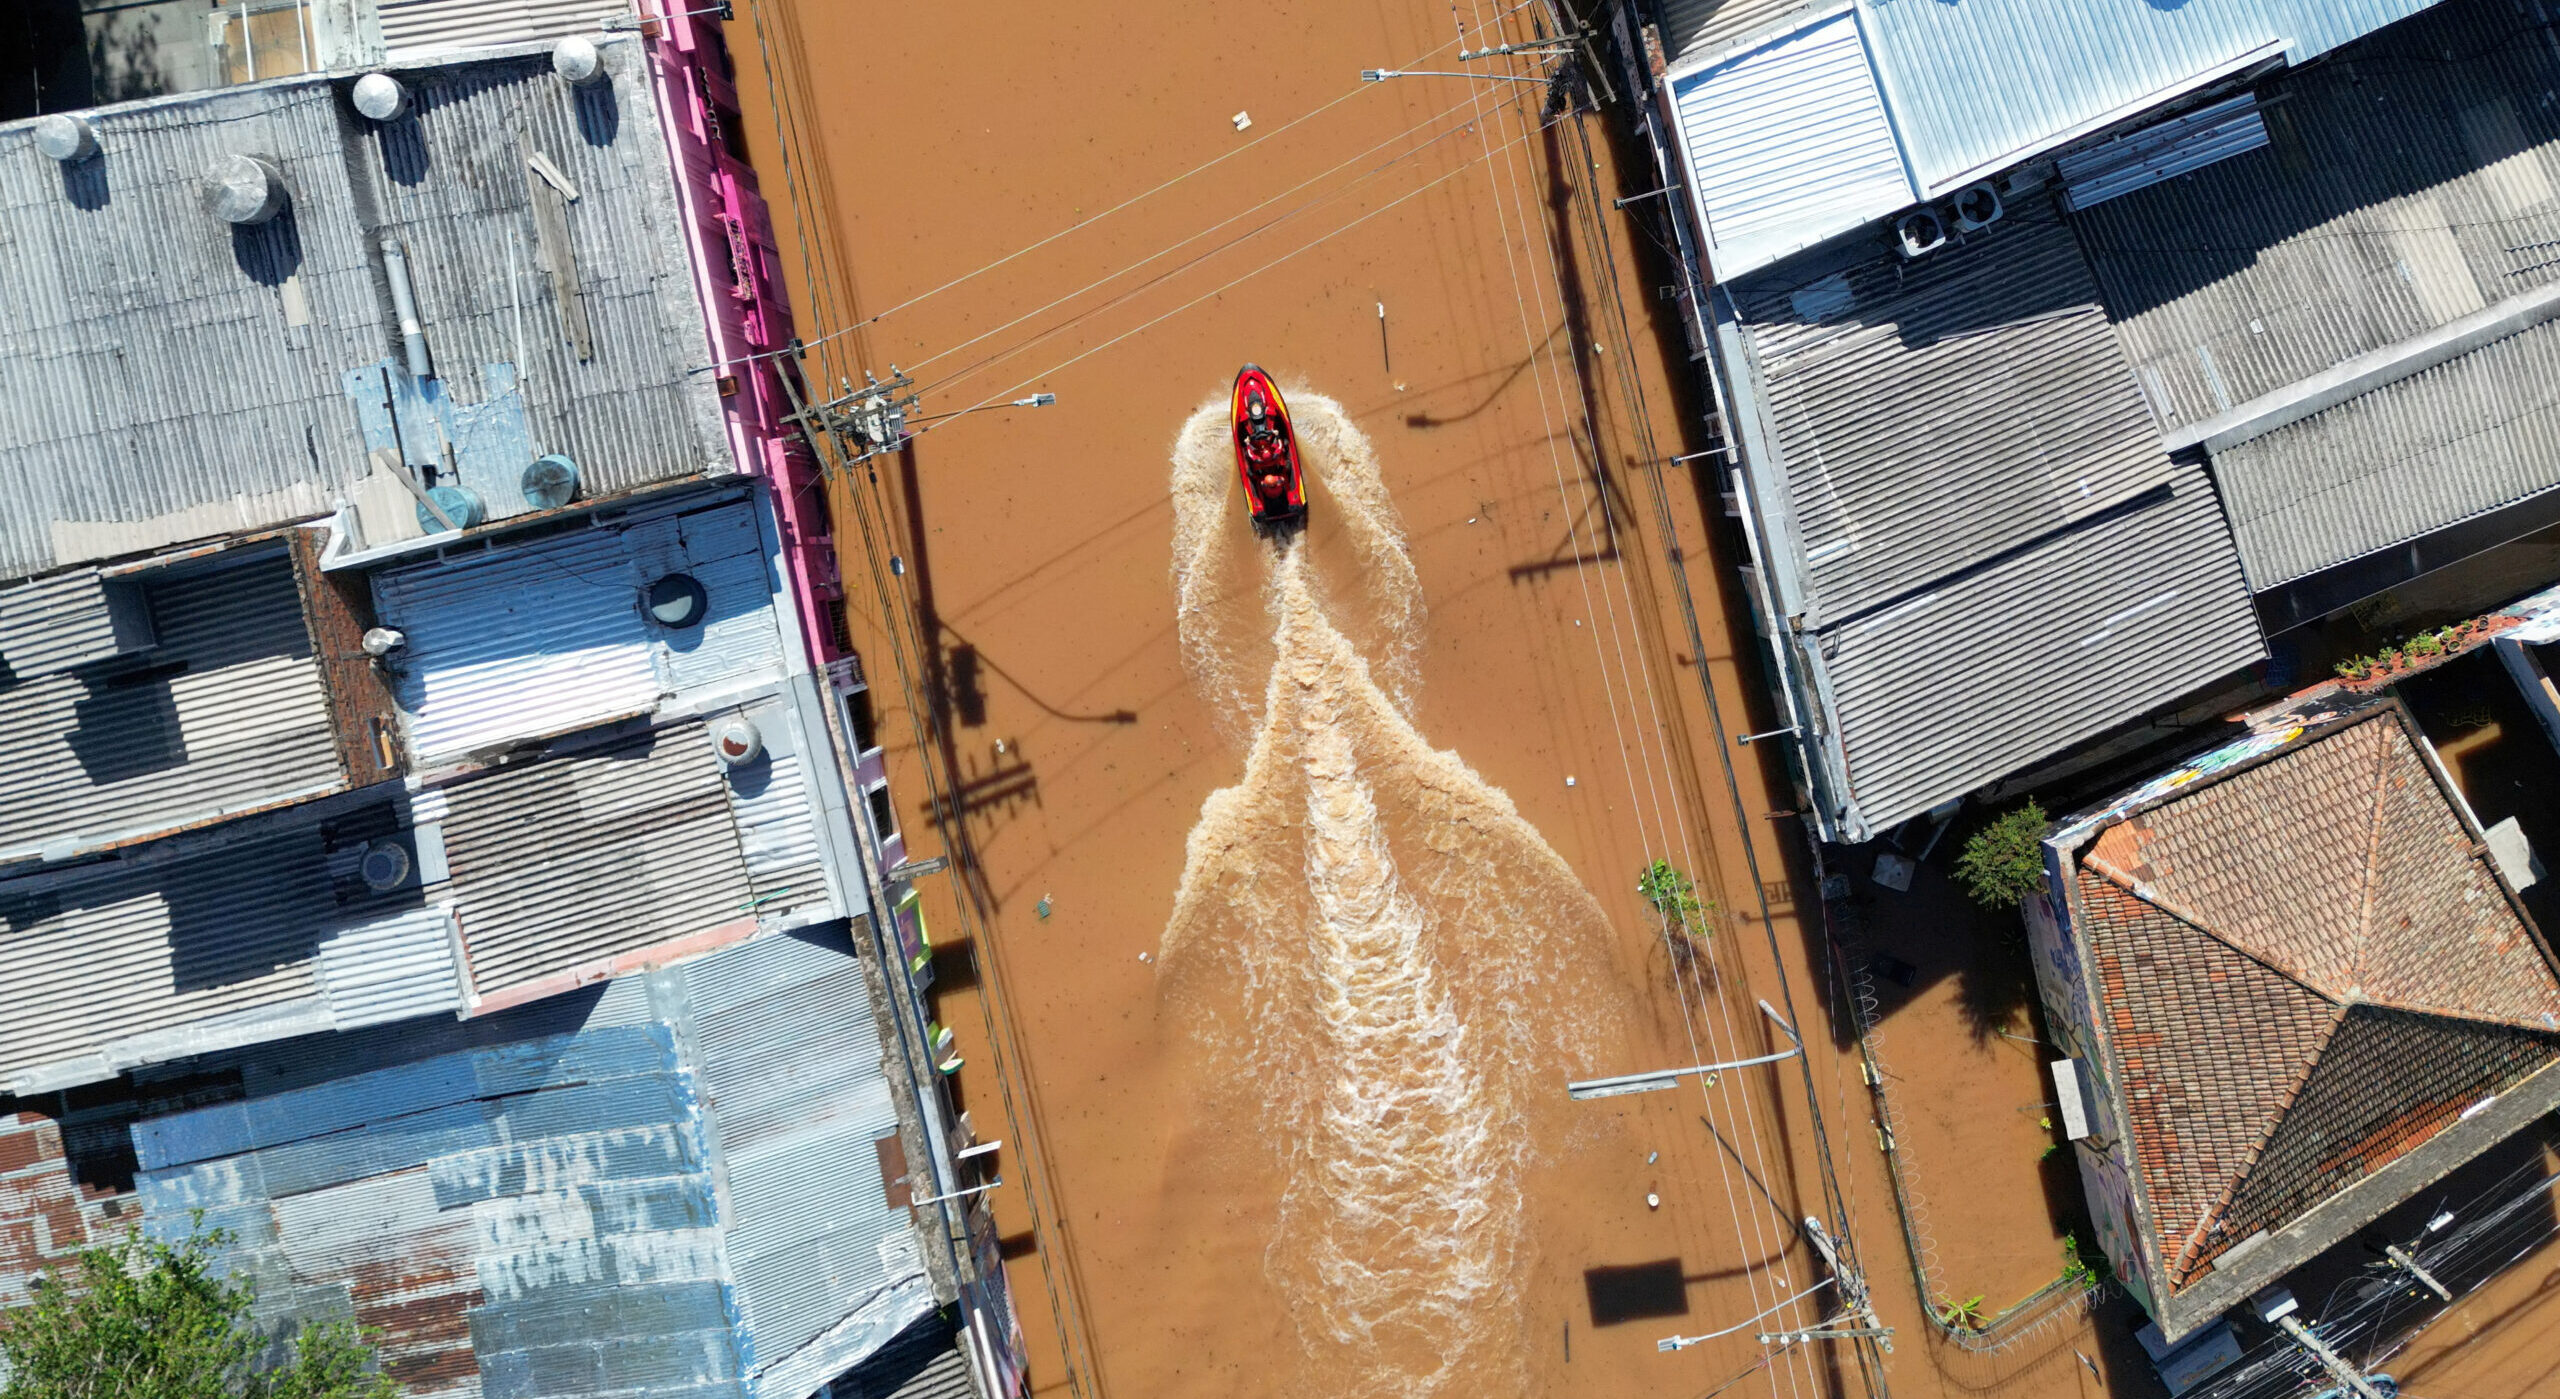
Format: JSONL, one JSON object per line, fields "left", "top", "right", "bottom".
{"left": 0, "top": 1225, "right": 397, "bottom": 1399}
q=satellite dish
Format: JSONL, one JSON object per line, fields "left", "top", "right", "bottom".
{"left": 522, "top": 454, "right": 580, "bottom": 509}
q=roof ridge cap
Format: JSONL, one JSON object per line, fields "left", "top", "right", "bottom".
{"left": 2353, "top": 720, "right": 2394, "bottom": 994}
{"left": 2083, "top": 853, "right": 2343, "bottom": 1004}
{"left": 2164, "top": 1002, "right": 2349, "bottom": 1286}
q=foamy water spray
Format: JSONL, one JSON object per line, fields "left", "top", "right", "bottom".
{"left": 1160, "top": 392, "right": 1627, "bottom": 1397}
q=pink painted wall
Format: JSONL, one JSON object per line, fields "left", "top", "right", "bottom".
{"left": 642, "top": 7, "right": 848, "bottom": 670}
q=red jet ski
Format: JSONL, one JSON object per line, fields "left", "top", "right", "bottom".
{"left": 1231, "top": 364, "right": 1306, "bottom": 535}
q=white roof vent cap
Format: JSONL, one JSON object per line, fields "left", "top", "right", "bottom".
{"left": 554, "top": 37, "right": 606, "bottom": 86}
{"left": 352, "top": 73, "right": 409, "bottom": 122}
{"left": 714, "top": 717, "right": 764, "bottom": 767}
{"left": 206, "top": 154, "right": 289, "bottom": 225}
{"left": 34, "top": 114, "right": 99, "bottom": 164}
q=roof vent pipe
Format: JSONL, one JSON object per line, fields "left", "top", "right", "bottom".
{"left": 553, "top": 37, "right": 605, "bottom": 86}
{"left": 205, "top": 154, "right": 289, "bottom": 225}
{"left": 352, "top": 72, "right": 409, "bottom": 122}
{"left": 380, "top": 236, "right": 434, "bottom": 381}
{"left": 33, "top": 114, "right": 98, "bottom": 163}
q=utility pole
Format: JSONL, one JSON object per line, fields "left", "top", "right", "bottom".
{"left": 2256, "top": 1288, "right": 2391, "bottom": 1399}
{"left": 1761, "top": 1215, "right": 1893, "bottom": 1354}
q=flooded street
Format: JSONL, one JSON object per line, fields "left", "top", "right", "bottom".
{"left": 727, "top": 2, "right": 1892, "bottom": 1395}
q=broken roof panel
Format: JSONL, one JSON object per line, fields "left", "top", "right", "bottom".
{"left": 0, "top": 37, "right": 723, "bottom": 582}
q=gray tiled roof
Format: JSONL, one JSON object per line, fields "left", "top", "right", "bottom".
{"left": 0, "top": 36, "right": 723, "bottom": 582}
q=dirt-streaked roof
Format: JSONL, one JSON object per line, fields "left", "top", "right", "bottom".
{"left": 2077, "top": 705, "right": 2560, "bottom": 1293}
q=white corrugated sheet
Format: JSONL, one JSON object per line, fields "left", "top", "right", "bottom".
{"left": 1669, "top": 9, "right": 1915, "bottom": 280}
{"left": 2061, "top": 95, "right": 2271, "bottom": 211}
{"left": 439, "top": 720, "right": 756, "bottom": 994}
{"left": 716, "top": 701, "right": 831, "bottom": 919}
{"left": 0, "top": 806, "right": 460, "bottom": 1092}
{"left": 373, "top": 493, "right": 786, "bottom": 760}
{"left": 313, "top": 905, "right": 467, "bottom": 1030}
{"left": 0, "top": 553, "right": 339, "bottom": 865}
{"left": 380, "top": 0, "right": 624, "bottom": 57}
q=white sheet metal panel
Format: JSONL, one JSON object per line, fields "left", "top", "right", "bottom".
{"left": 716, "top": 702, "right": 831, "bottom": 920}
{"left": 1660, "top": 0, "right": 1833, "bottom": 68}
{"left": 0, "top": 555, "right": 339, "bottom": 864}
{"left": 380, "top": 0, "right": 624, "bottom": 57}
{"left": 374, "top": 495, "right": 786, "bottom": 760}
{"left": 2060, "top": 95, "right": 2271, "bottom": 211}
{"left": 1670, "top": 10, "right": 1916, "bottom": 279}
{"left": 0, "top": 569, "right": 151, "bottom": 677}
{"left": 439, "top": 721, "right": 754, "bottom": 993}
{"left": 314, "top": 904, "right": 467, "bottom": 1030}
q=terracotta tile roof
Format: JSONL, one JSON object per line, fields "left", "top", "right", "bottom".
{"left": 2074, "top": 706, "right": 2560, "bottom": 1295}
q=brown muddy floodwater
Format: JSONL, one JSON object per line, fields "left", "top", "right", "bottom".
{"left": 728, "top": 2, "right": 1890, "bottom": 1397}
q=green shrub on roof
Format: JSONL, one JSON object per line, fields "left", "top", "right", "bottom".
{"left": 1955, "top": 800, "right": 2049, "bottom": 910}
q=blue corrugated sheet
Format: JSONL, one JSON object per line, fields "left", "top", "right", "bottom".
{"left": 1864, "top": 0, "right": 2441, "bottom": 193}
{"left": 373, "top": 489, "right": 786, "bottom": 761}
{"left": 126, "top": 926, "right": 926, "bottom": 1399}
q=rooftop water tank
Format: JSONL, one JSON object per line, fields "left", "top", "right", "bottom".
{"left": 33, "top": 114, "right": 98, "bottom": 163}
{"left": 206, "top": 154, "right": 289, "bottom": 225}
{"left": 522, "top": 454, "right": 580, "bottom": 509}
{"left": 352, "top": 73, "right": 409, "bottom": 122}
{"left": 416, "top": 484, "right": 485, "bottom": 533}
{"left": 554, "top": 37, "right": 605, "bottom": 86}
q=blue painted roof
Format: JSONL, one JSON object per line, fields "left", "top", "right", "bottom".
{"left": 1667, "top": 0, "right": 2443, "bottom": 277}
{"left": 130, "top": 926, "right": 930, "bottom": 1398}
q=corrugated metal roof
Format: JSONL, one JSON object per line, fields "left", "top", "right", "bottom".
{"left": 0, "top": 37, "right": 724, "bottom": 581}
{"left": 0, "top": 551, "right": 340, "bottom": 868}
{"left": 1658, "top": 0, "right": 1832, "bottom": 67}
{"left": 826, "top": 1314, "right": 975, "bottom": 1399}
{"left": 719, "top": 699, "right": 833, "bottom": 922}
{"left": 1668, "top": 9, "right": 1916, "bottom": 279}
{"left": 1736, "top": 215, "right": 2173, "bottom": 621}
{"left": 438, "top": 720, "right": 755, "bottom": 996}
{"left": 0, "top": 794, "right": 462, "bottom": 1094}
{"left": 2058, "top": 93, "right": 2269, "bottom": 211}
{"left": 372, "top": 491, "right": 787, "bottom": 761}
{"left": 1861, "top": 0, "right": 2441, "bottom": 193}
{"left": 2214, "top": 317, "right": 2560, "bottom": 588}
{"left": 2077, "top": 0, "right": 2560, "bottom": 432}
{"left": 0, "top": 569, "right": 153, "bottom": 679}
{"left": 121, "top": 923, "right": 926, "bottom": 1399}
{"left": 686, "top": 931, "right": 929, "bottom": 1397}
{"left": 1819, "top": 465, "right": 2265, "bottom": 830}
{"left": 382, "top": 0, "right": 626, "bottom": 58}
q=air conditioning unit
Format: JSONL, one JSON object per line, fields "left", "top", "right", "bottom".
{"left": 1894, "top": 207, "right": 1949, "bottom": 259}
{"left": 1953, "top": 181, "right": 2003, "bottom": 231}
